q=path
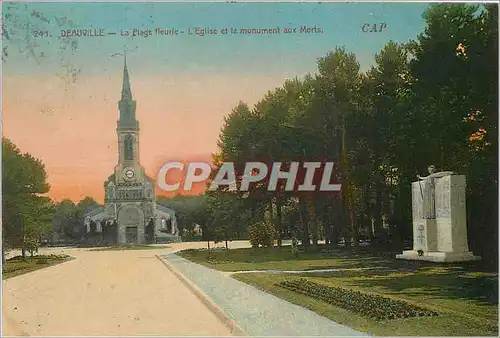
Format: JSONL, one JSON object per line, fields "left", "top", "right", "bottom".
{"left": 160, "top": 253, "right": 366, "bottom": 336}
{"left": 2, "top": 242, "right": 249, "bottom": 336}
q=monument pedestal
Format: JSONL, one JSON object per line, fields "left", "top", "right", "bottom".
{"left": 397, "top": 174, "right": 481, "bottom": 263}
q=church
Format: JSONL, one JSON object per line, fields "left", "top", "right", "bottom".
{"left": 83, "top": 58, "right": 179, "bottom": 245}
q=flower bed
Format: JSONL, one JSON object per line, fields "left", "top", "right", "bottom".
{"left": 7, "top": 254, "right": 70, "bottom": 261}
{"left": 277, "top": 278, "right": 438, "bottom": 321}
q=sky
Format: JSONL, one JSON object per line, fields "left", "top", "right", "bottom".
{"left": 2, "top": 1, "right": 431, "bottom": 203}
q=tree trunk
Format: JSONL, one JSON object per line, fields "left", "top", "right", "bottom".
{"left": 341, "top": 195, "right": 351, "bottom": 248}
{"left": 21, "top": 221, "right": 26, "bottom": 258}
{"left": 321, "top": 200, "right": 331, "bottom": 245}
{"left": 276, "top": 195, "right": 283, "bottom": 247}
{"left": 307, "top": 198, "right": 319, "bottom": 248}
{"left": 298, "top": 196, "right": 310, "bottom": 247}
{"left": 373, "top": 182, "right": 383, "bottom": 239}
{"left": 268, "top": 197, "right": 275, "bottom": 247}
{"left": 351, "top": 209, "right": 359, "bottom": 248}
{"left": 250, "top": 201, "right": 255, "bottom": 224}
{"left": 329, "top": 196, "right": 341, "bottom": 248}
{"left": 268, "top": 198, "right": 274, "bottom": 223}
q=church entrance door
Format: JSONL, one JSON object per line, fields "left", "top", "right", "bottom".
{"left": 125, "top": 226, "right": 138, "bottom": 244}
{"left": 118, "top": 206, "right": 143, "bottom": 244}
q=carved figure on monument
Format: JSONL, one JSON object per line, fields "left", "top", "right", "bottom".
{"left": 417, "top": 165, "right": 453, "bottom": 219}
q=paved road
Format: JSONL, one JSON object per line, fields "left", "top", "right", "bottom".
{"left": 2, "top": 241, "right": 250, "bottom": 336}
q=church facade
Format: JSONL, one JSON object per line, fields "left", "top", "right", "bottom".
{"left": 83, "top": 59, "right": 179, "bottom": 244}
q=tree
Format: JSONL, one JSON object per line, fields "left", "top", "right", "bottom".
{"left": 356, "top": 41, "right": 415, "bottom": 247}
{"left": 52, "top": 200, "right": 84, "bottom": 240}
{"left": 201, "top": 191, "right": 251, "bottom": 248}
{"left": 157, "top": 195, "right": 206, "bottom": 235}
{"left": 77, "top": 197, "right": 100, "bottom": 215}
{"left": 2, "top": 138, "right": 52, "bottom": 259}
{"left": 209, "top": 3, "right": 497, "bottom": 265}
{"left": 316, "top": 47, "right": 363, "bottom": 247}
{"left": 408, "top": 3, "right": 498, "bottom": 263}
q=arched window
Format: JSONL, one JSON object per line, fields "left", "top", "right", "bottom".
{"left": 124, "top": 135, "right": 134, "bottom": 160}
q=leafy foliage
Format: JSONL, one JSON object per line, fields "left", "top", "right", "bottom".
{"left": 2, "top": 138, "right": 53, "bottom": 256}
{"left": 196, "top": 191, "right": 251, "bottom": 247}
{"left": 157, "top": 195, "right": 206, "bottom": 234}
{"left": 249, "top": 220, "right": 275, "bottom": 248}
{"left": 212, "top": 3, "right": 498, "bottom": 265}
{"left": 52, "top": 199, "right": 84, "bottom": 239}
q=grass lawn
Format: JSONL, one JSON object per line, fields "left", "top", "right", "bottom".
{"left": 3, "top": 254, "right": 73, "bottom": 279}
{"left": 89, "top": 244, "right": 170, "bottom": 251}
{"left": 177, "top": 245, "right": 374, "bottom": 271}
{"left": 177, "top": 245, "right": 494, "bottom": 272}
{"left": 180, "top": 245, "right": 498, "bottom": 336}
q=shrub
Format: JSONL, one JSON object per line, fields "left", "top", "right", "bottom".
{"left": 36, "top": 258, "right": 49, "bottom": 264}
{"left": 277, "top": 278, "right": 438, "bottom": 321}
{"left": 249, "top": 220, "right": 275, "bottom": 248}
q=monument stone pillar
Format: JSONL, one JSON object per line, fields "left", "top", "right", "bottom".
{"left": 397, "top": 170, "right": 480, "bottom": 263}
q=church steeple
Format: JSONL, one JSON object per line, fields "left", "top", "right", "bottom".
{"left": 117, "top": 56, "right": 140, "bottom": 167}
{"left": 118, "top": 56, "right": 138, "bottom": 128}
{"left": 121, "top": 55, "right": 132, "bottom": 102}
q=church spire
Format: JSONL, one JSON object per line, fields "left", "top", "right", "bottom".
{"left": 118, "top": 55, "right": 138, "bottom": 128}
{"left": 121, "top": 55, "right": 132, "bottom": 101}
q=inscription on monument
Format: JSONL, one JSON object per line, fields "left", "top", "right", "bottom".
{"left": 417, "top": 223, "right": 426, "bottom": 247}
{"left": 417, "top": 165, "right": 453, "bottom": 219}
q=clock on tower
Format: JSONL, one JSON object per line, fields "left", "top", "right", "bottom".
{"left": 123, "top": 168, "right": 135, "bottom": 181}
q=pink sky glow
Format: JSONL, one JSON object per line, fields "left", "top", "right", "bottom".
{"left": 3, "top": 73, "right": 294, "bottom": 203}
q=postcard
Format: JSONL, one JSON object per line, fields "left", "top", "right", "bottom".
{"left": 2, "top": 1, "right": 498, "bottom": 336}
